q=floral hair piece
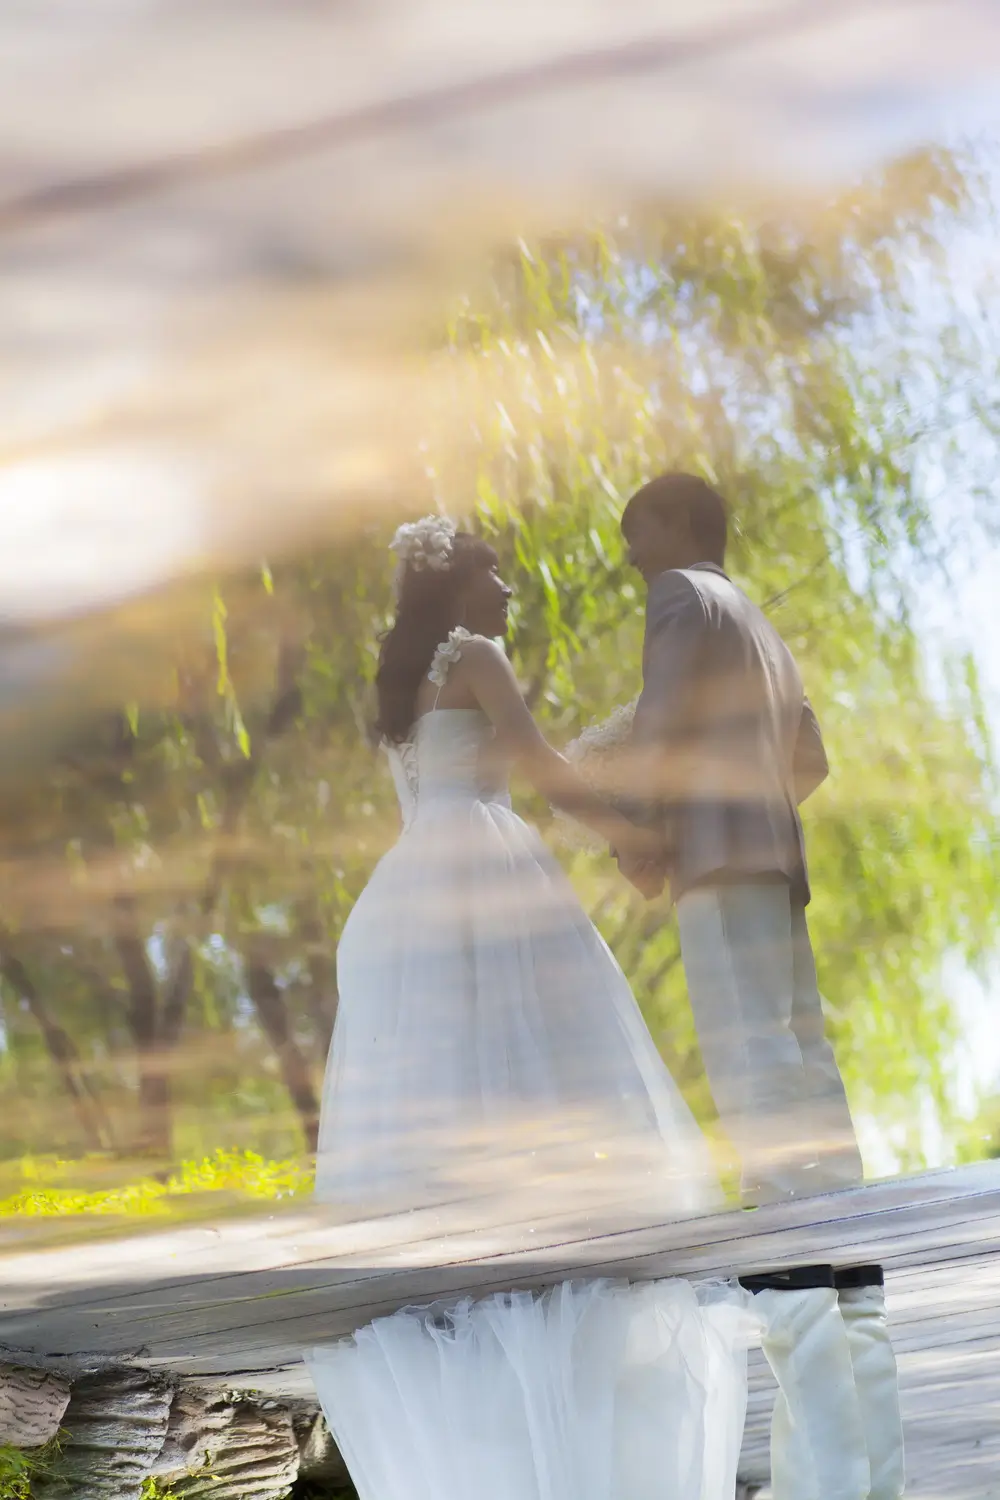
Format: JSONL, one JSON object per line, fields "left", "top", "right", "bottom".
{"left": 389, "top": 515, "right": 457, "bottom": 582}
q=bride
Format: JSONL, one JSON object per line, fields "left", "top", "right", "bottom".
{"left": 308, "top": 516, "right": 756, "bottom": 1499}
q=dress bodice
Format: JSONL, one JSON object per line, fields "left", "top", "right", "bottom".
{"left": 383, "top": 631, "right": 511, "bottom": 827}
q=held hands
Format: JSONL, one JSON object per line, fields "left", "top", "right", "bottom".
{"left": 610, "top": 818, "right": 663, "bottom": 864}
{"left": 610, "top": 818, "right": 668, "bottom": 900}
{"left": 615, "top": 850, "right": 666, "bottom": 900}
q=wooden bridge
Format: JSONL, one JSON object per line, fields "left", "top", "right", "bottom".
{"left": 2, "top": 1162, "right": 1000, "bottom": 1497}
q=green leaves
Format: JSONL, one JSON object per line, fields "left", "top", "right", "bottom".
{"left": 1, "top": 144, "right": 996, "bottom": 1180}
{"left": 423, "top": 167, "right": 999, "bottom": 1160}
{"left": 212, "top": 589, "right": 251, "bottom": 760}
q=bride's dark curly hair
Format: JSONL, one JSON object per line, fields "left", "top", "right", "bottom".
{"left": 374, "top": 531, "right": 499, "bottom": 743}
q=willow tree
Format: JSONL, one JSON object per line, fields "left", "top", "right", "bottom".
{"left": 0, "top": 145, "right": 996, "bottom": 1175}
{"left": 421, "top": 145, "right": 999, "bottom": 1164}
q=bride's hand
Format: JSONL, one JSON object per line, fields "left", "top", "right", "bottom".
{"left": 610, "top": 819, "right": 664, "bottom": 863}
{"left": 615, "top": 849, "right": 666, "bottom": 900}
{"left": 454, "top": 639, "right": 664, "bottom": 864}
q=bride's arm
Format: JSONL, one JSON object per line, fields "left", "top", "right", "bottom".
{"left": 460, "top": 637, "right": 662, "bottom": 857}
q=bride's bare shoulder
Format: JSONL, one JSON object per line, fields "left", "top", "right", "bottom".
{"left": 460, "top": 633, "right": 508, "bottom": 661}
{"left": 457, "top": 635, "right": 517, "bottom": 678}
{"left": 453, "top": 636, "right": 524, "bottom": 706}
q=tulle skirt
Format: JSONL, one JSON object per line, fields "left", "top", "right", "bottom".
{"left": 307, "top": 1278, "right": 759, "bottom": 1500}
{"left": 315, "top": 796, "right": 721, "bottom": 1221}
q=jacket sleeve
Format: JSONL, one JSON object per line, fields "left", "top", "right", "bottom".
{"left": 792, "top": 696, "right": 829, "bottom": 804}
{"left": 615, "top": 578, "right": 706, "bottom": 830}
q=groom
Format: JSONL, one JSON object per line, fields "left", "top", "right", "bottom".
{"left": 614, "top": 472, "right": 863, "bottom": 1207}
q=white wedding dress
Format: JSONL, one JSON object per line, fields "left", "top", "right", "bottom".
{"left": 308, "top": 1278, "right": 758, "bottom": 1500}
{"left": 315, "top": 628, "right": 722, "bottom": 1220}
{"left": 309, "top": 631, "right": 756, "bottom": 1499}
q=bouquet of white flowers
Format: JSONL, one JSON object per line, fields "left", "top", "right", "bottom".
{"left": 553, "top": 699, "right": 637, "bottom": 851}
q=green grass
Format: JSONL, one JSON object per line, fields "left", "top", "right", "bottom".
{"left": 140, "top": 1479, "right": 181, "bottom": 1499}
{"left": 0, "top": 1148, "right": 313, "bottom": 1216}
{"left": 0, "top": 1435, "right": 65, "bottom": 1498}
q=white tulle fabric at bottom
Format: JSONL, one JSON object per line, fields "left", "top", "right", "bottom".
{"left": 307, "top": 1278, "right": 758, "bottom": 1500}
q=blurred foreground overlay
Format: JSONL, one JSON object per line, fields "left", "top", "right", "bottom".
{"left": 1, "top": 1, "right": 999, "bottom": 1187}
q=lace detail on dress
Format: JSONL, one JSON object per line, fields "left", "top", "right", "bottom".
{"left": 428, "top": 626, "right": 473, "bottom": 689}
{"left": 396, "top": 738, "right": 419, "bottom": 804}
{"left": 383, "top": 740, "right": 420, "bottom": 829}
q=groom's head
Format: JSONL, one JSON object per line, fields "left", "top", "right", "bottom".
{"left": 621, "top": 473, "right": 727, "bottom": 580}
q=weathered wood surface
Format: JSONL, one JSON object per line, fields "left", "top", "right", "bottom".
{"left": 739, "top": 1252, "right": 1000, "bottom": 1499}
{"left": 33, "top": 1368, "right": 173, "bottom": 1499}
{"left": 2, "top": 1162, "right": 1000, "bottom": 1498}
{"left": 0, "top": 1361, "right": 71, "bottom": 1447}
{"left": 155, "top": 1395, "right": 300, "bottom": 1500}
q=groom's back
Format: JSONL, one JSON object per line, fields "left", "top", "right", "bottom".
{"left": 637, "top": 563, "right": 816, "bottom": 899}
{"left": 677, "top": 564, "right": 804, "bottom": 763}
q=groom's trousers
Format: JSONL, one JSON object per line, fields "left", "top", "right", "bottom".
{"left": 675, "top": 879, "right": 863, "bottom": 1204}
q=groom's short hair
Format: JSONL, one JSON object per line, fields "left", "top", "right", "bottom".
{"left": 622, "top": 473, "right": 728, "bottom": 563}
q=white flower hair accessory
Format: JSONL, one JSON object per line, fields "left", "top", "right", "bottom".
{"left": 389, "top": 515, "right": 457, "bottom": 581}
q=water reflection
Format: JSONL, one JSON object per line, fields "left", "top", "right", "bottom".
{"left": 1, "top": 203, "right": 1000, "bottom": 1217}
{"left": 0, "top": 8, "right": 997, "bottom": 1238}
{"left": 1, "top": 14, "right": 1000, "bottom": 1500}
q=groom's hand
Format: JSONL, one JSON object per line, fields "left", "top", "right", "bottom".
{"left": 614, "top": 850, "right": 665, "bottom": 900}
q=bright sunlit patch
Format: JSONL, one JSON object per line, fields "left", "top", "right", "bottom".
{"left": 0, "top": 450, "right": 204, "bottom": 622}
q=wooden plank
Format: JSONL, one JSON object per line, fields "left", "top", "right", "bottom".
{"left": 3, "top": 1218, "right": 996, "bottom": 1368}
{"left": 4, "top": 1163, "right": 1000, "bottom": 1349}
{"left": 3, "top": 1162, "right": 998, "bottom": 1315}
{"left": 740, "top": 1328, "right": 1000, "bottom": 1499}
{"left": 3, "top": 1165, "right": 1000, "bottom": 1498}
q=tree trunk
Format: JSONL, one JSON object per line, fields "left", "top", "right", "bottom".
{"left": 157, "top": 1394, "right": 300, "bottom": 1499}
{"left": 299, "top": 901, "right": 338, "bottom": 1056}
{"left": 0, "top": 952, "right": 113, "bottom": 1153}
{"left": 161, "top": 939, "right": 195, "bottom": 1048}
{"left": 0, "top": 1363, "right": 71, "bottom": 1447}
{"left": 114, "top": 899, "right": 173, "bottom": 1159}
{"left": 150, "top": 1385, "right": 240, "bottom": 1484}
{"left": 245, "top": 958, "right": 320, "bottom": 1152}
{"left": 292, "top": 1406, "right": 350, "bottom": 1488}
{"left": 8, "top": 1360, "right": 349, "bottom": 1500}
{"left": 34, "top": 1368, "right": 173, "bottom": 1500}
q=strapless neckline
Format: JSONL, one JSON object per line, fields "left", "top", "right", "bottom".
{"left": 411, "top": 707, "right": 488, "bottom": 731}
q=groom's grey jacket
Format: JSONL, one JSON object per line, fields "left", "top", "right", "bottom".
{"left": 623, "top": 562, "right": 827, "bottom": 904}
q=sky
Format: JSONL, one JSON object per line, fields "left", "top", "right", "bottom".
{"left": 912, "top": 547, "right": 1000, "bottom": 1168}
{"left": 906, "top": 166, "right": 1000, "bottom": 1164}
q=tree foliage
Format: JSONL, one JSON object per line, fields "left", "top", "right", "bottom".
{"left": 0, "top": 145, "right": 996, "bottom": 1182}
